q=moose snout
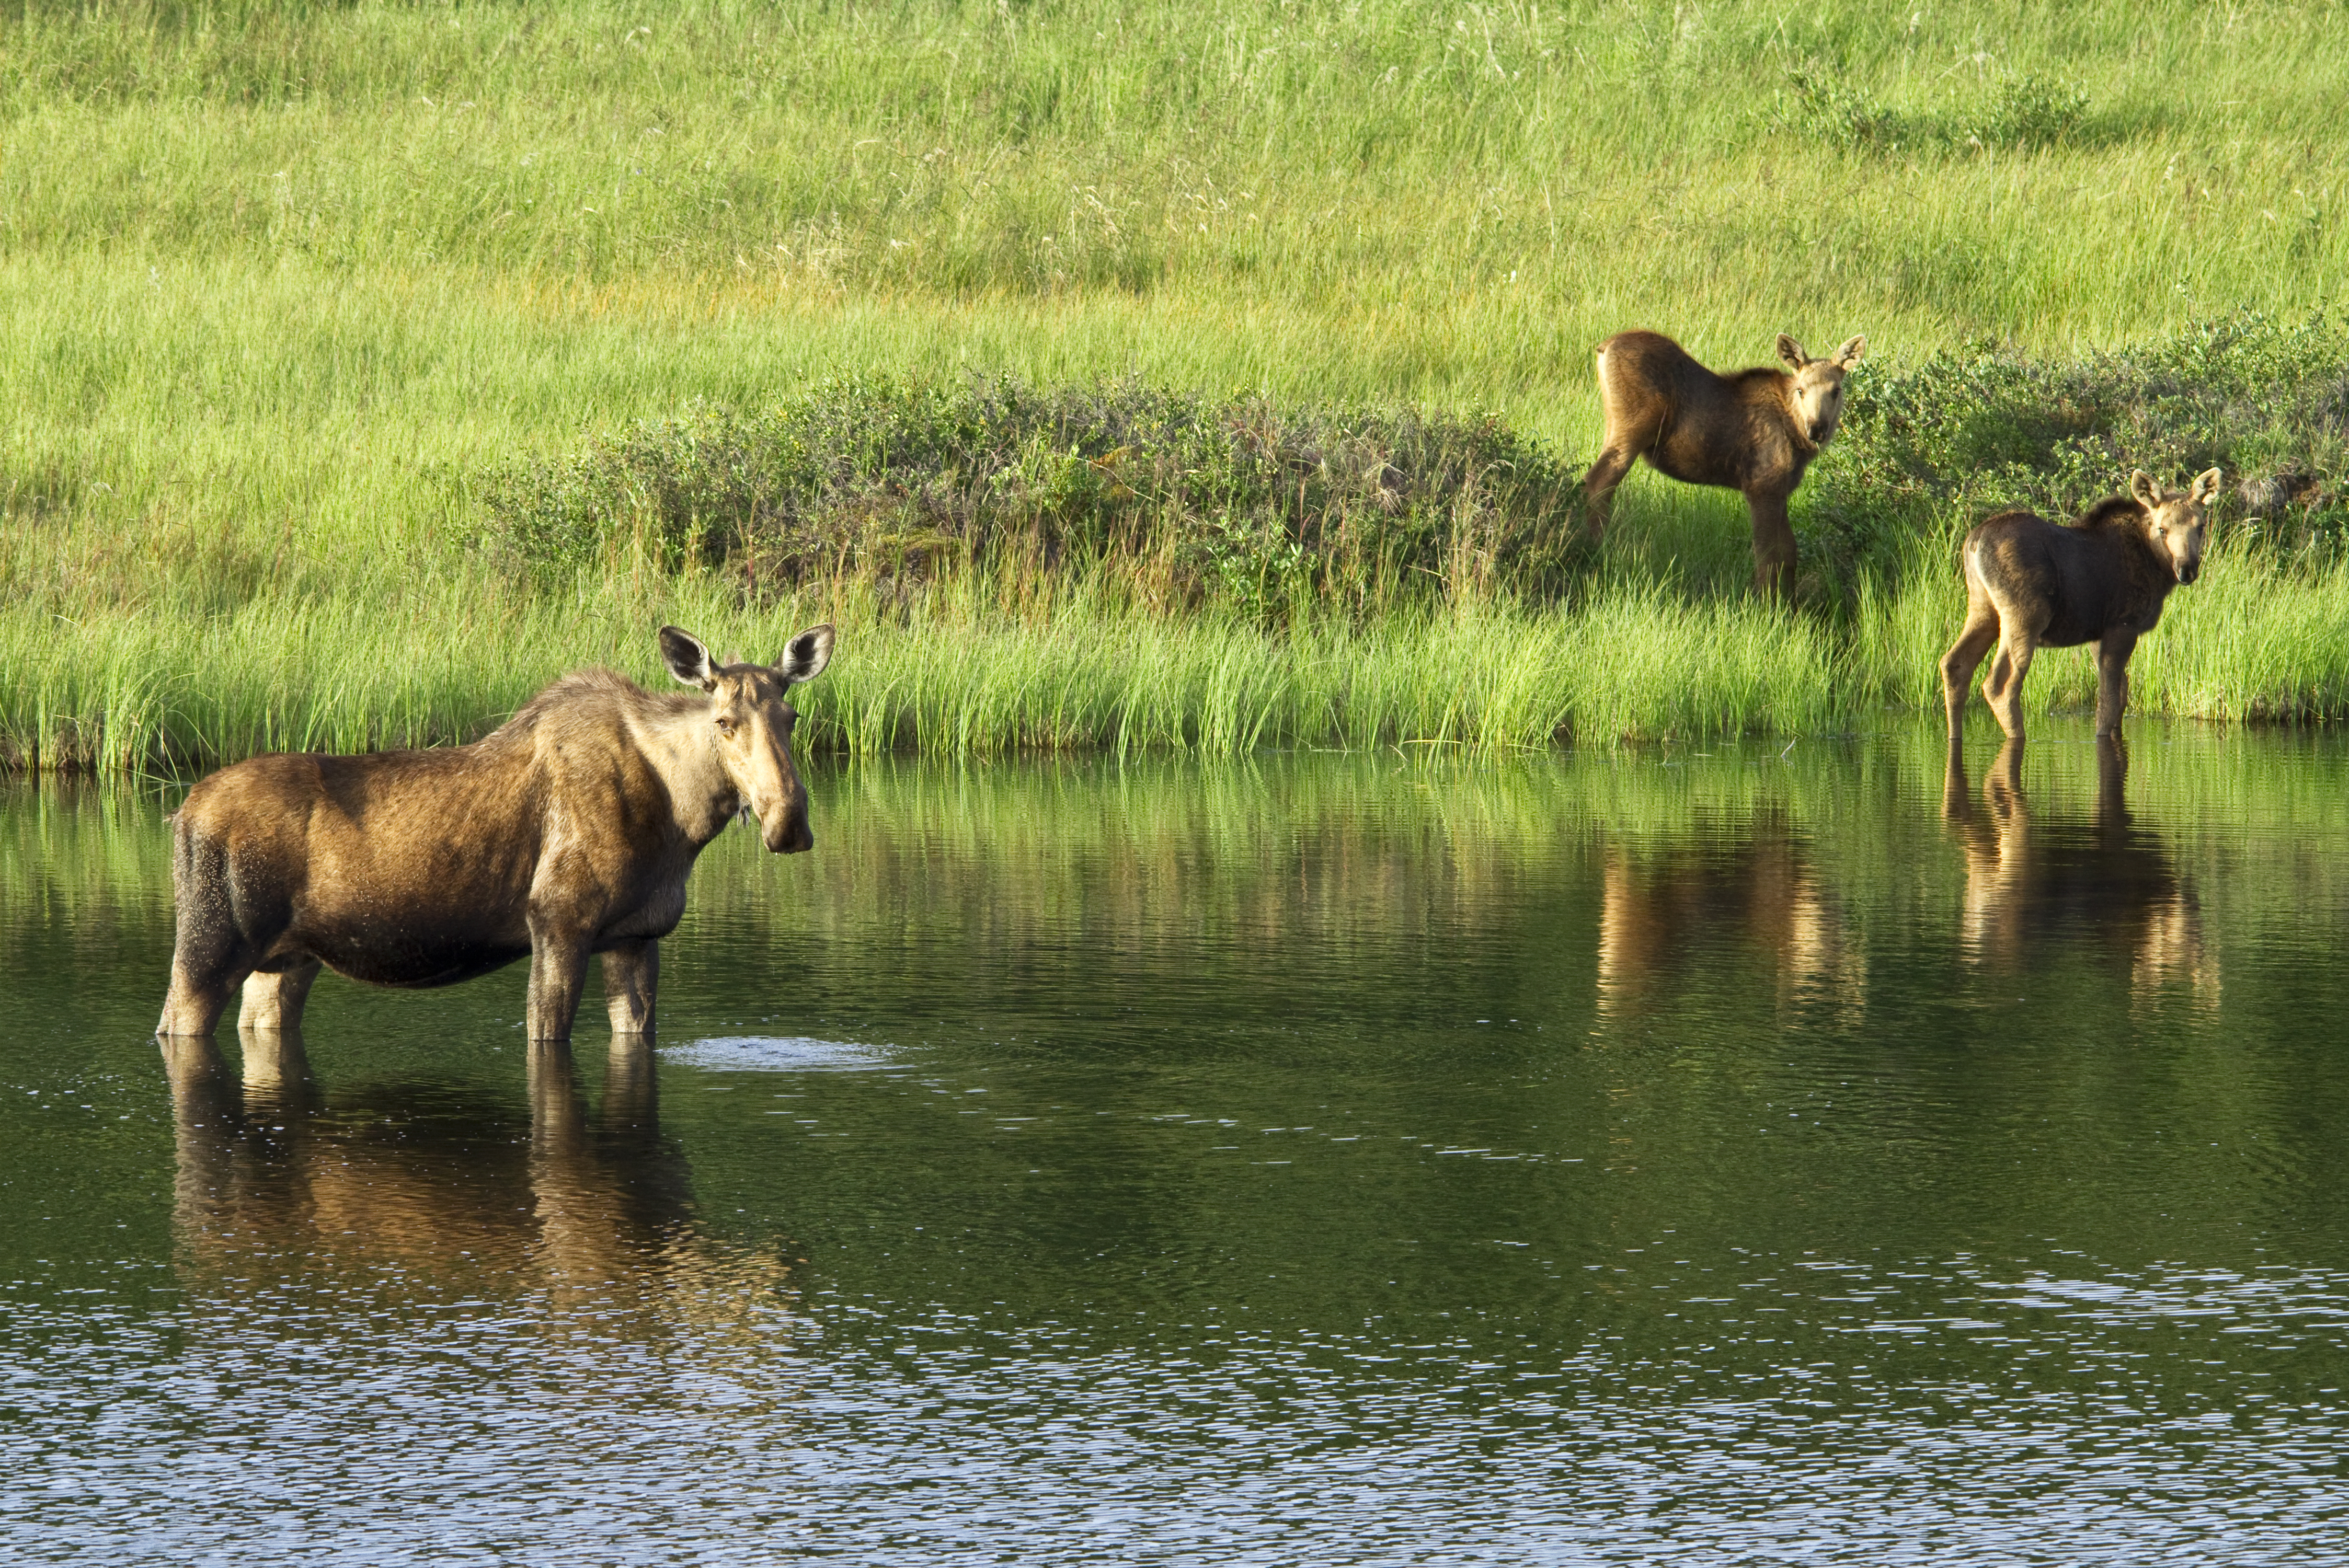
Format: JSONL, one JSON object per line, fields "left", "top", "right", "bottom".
{"left": 761, "top": 800, "right": 815, "bottom": 854}
{"left": 2176, "top": 558, "right": 2201, "bottom": 585}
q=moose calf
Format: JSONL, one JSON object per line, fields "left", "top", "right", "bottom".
{"left": 1941, "top": 469, "right": 2221, "bottom": 742}
{"left": 1581, "top": 329, "right": 1866, "bottom": 599}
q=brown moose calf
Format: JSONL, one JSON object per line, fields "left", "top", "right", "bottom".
{"left": 158, "top": 624, "right": 835, "bottom": 1044}
{"left": 1580, "top": 329, "right": 1866, "bottom": 599}
{"left": 1941, "top": 470, "right": 2221, "bottom": 741}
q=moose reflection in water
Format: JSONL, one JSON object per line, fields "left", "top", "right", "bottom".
{"left": 1943, "top": 739, "right": 2215, "bottom": 996}
{"left": 159, "top": 1029, "right": 797, "bottom": 1328}
{"left": 1595, "top": 809, "right": 1866, "bottom": 1021}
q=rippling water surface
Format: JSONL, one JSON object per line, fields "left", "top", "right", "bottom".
{"left": 5, "top": 725, "right": 2348, "bottom": 1564}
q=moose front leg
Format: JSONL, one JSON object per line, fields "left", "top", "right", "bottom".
{"left": 1744, "top": 490, "right": 1798, "bottom": 603}
{"left": 602, "top": 940, "right": 659, "bottom": 1035}
{"left": 526, "top": 919, "right": 592, "bottom": 1042}
{"left": 2094, "top": 632, "right": 2138, "bottom": 738}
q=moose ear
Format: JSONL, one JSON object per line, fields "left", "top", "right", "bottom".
{"left": 1775, "top": 333, "right": 1807, "bottom": 370}
{"left": 775, "top": 623, "right": 836, "bottom": 686}
{"left": 2190, "top": 466, "right": 2224, "bottom": 505}
{"left": 2129, "top": 470, "right": 2161, "bottom": 508}
{"left": 1833, "top": 335, "right": 1866, "bottom": 368}
{"left": 659, "top": 625, "right": 718, "bottom": 691}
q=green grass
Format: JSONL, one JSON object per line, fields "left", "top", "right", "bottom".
{"left": 0, "top": 567, "right": 1845, "bottom": 769}
{"left": 3, "top": 0, "right": 2348, "bottom": 770}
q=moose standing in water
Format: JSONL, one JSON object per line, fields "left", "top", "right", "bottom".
{"left": 1580, "top": 329, "right": 1866, "bottom": 599}
{"left": 1941, "top": 470, "right": 2221, "bottom": 742}
{"left": 158, "top": 624, "right": 835, "bottom": 1044}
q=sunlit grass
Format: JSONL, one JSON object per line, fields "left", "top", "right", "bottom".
{"left": 3, "top": 0, "right": 2346, "bottom": 770}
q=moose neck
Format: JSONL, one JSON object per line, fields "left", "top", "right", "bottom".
{"left": 631, "top": 698, "right": 743, "bottom": 848}
{"left": 1771, "top": 379, "right": 1821, "bottom": 458}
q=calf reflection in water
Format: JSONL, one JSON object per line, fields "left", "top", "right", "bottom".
{"left": 1596, "top": 811, "right": 1866, "bottom": 1020}
{"left": 159, "top": 1030, "right": 797, "bottom": 1331}
{"left": 1943, "top": 739, "right": 2215, "bottom": 996}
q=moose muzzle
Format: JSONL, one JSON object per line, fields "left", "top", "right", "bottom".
{"left": 762, "top": 793, "right": 815, "bottom": 854}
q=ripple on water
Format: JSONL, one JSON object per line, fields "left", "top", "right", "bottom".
{"left": 666, "top": 1036, "right": 900, "bottom": 1073}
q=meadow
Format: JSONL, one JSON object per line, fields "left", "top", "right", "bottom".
{"left": 4, "top": 0, "right": 2348, "bottom": 769}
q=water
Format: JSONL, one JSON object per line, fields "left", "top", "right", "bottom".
{"left": 5, "top": 723, "right": 2349, "bottom": 1564}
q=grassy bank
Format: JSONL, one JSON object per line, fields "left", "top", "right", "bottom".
{"left": 4, "top": 1, "right": 2347, "bottom": 769}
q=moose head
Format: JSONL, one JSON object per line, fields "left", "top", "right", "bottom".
{"left": 1775, "top": 333, "right": 1867, "bottom": 447}
{"left": 2128, "top": 468, "right": 2224, "bottom": 585}
{"left": 660, "top": 623, "right": 836, "bottom": 853}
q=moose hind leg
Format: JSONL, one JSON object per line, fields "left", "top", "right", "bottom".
{"left": 159, "top": 877, "right": 250, "bottom": 1037}
{"left": 1580, "top": 445, "right": 1638, "bottom": 541}
{"left": 602, "top": 940, "right": 659, "bottom": 1036}
{"left": 1940, "top": 603, "right": 2000, "bottom": 739}
{"left": 1987, "top": 629, "right": 2038, "bottom": 740}
{"left": 238, "top": 958, "right": 321, "bottom": 1033}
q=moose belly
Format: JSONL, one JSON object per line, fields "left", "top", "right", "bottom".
{"left": 301, "top": 921, "right": 533, "bottom": 990}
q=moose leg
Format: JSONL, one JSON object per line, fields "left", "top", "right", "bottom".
{"left": 2093, "top": 632, "right": 2138, "bottom": 739}
{"left": 1940, "top": 603, "right": 2001, "bottom": 739}
{"left": 525, "top": 920, "right": 592, "bottom": 1043}
{"left": 238, "top": 958, "right": 320, "bottom": 1033}
{"left": 1744, "top": 491, "right": 1797, "bottom": 603}
{"left": 1985, "top": 629, "right": 2037, "bottom": 741}
{"left": 159, "top": 913, "right": 250, "bottom": 1038}
{"left": 1579, "top": 445, "right": 1639, "bottom": 541}
{"left": 602, "top": 940, "right": 659, "bottom": 1035}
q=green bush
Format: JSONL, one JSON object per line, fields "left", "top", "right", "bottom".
{"left": 1804, "top": 311, "right": 2349, "bottom": 589}
{"left": 474, "top": 376, "right": 1586, "bottom": 618}
{"left": 1767, "top": 64, "right": 2090, "bottom": 154}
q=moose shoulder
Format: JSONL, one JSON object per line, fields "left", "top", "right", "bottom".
{"left": 1580, "top": 329, "right": 1865, "bottom": 600}
{"left": 1941, "top": 470, "right": 2220, "bottom": 741}
{"left": 158, "top": 624, "right": 835, "bottom": 1044}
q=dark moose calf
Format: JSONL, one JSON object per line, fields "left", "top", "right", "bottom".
{"left": 158, "top": 624, "right": 835, "bottom": 1043}
{"left": 1941, "top": 469, "right": 2221, "bottom": 742}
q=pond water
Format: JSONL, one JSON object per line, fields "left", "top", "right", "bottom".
{"left": 4, "top": 723, "right": 2348, "bottom": 1564}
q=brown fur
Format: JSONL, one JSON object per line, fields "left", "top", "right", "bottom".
{"left": 158, "top": 623, "right": 835, "bottom": 1042}
{"left": 1580, "top": 329, "right": 1865, "bottom": 599}
{"left": 1941, "top": 470, "right": 2220, "bottom": 741}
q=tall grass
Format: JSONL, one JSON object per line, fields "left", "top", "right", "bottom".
{"left": 0, "top": 564, "right": 1848, "bottom": 770}
{"left": 3, "top": 1, "right": 2347, "bottom": 770}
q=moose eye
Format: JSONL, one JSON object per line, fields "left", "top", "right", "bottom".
{"left": 716, "top": 717, "right": 737, "bottom": 737}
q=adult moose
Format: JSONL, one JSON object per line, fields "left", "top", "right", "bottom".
{"left": 1941, "top": 469, "right": 2220, "bottom": 742}
{"left": 158, "top": 624, "right": 835, "bottom": 1043}
{"left": 1580, "top": 329, "right": 1866, "bottom": 600}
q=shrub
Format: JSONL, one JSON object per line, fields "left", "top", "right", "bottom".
{"left": 473, "top": 376, "right": 1586, "bottom": 618}
{"left": 1766, "top": 64, "right": 2089, "bottom": 155}
{"left": 1803, "top": 311, "right": 2349, "bottom": 591}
